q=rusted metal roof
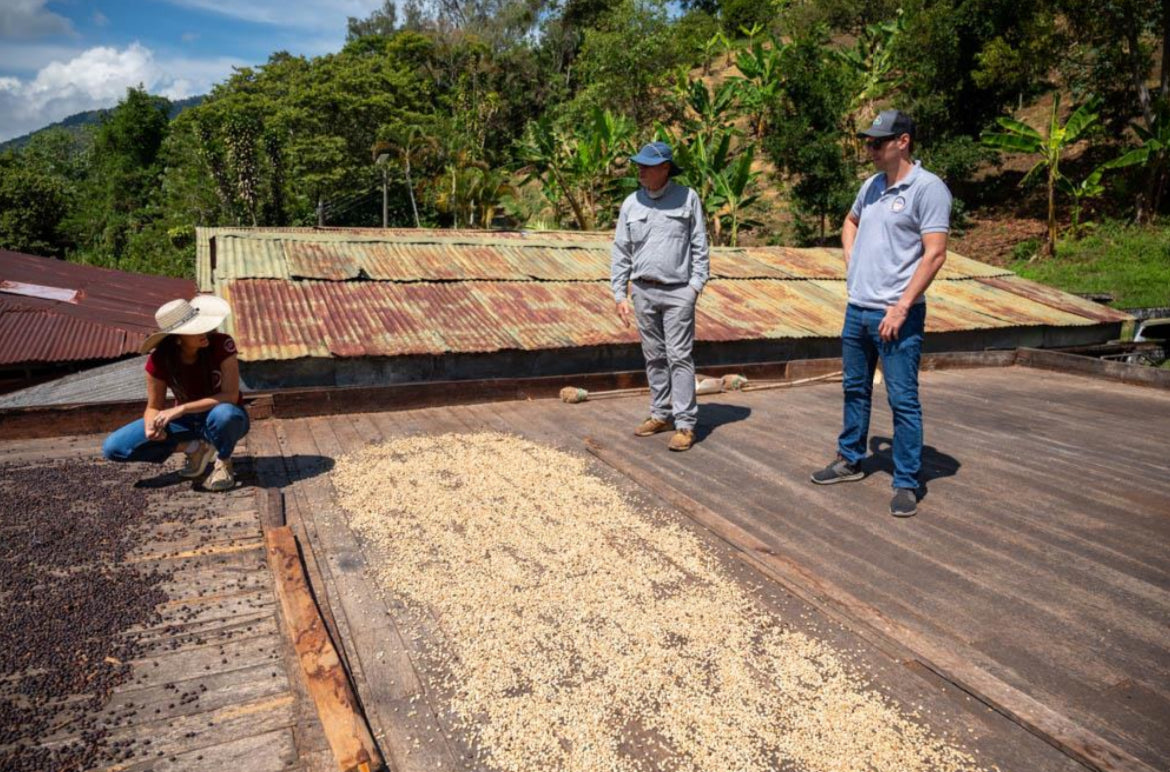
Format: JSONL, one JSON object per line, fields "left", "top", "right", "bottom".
{"left": 220, "top": 277, "right": 1116, "bottom": 362}
{"left": 195, "top": 228, "right": 1128, "bottom": 363}
{"left": 0, "top": 251, "right": 196, "bottom": 366}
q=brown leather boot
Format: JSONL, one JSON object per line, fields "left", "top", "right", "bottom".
{"left": 668, "top": 429, "right": 695, "bottom": 452}
{"left": 634, "top": 416, "right": 674, "bottom": 436}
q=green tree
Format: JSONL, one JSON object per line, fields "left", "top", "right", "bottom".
{"left": 0, "top": 153, "right": 69, "bottom": 256}
{"left": 763, "top": 33, "right": 857, "bottom": 244}
{"left": 728, "top": 33, "right": 787, "bottom": 138}
{"left": 1107, "top": 102, "right": 1170, "bottom": 222}
{"left": 348, "top": 0, "right": 398, "bottom": 40}
{"left": 569, "top": 0, "right": 688, "bottom": 128}
{"left": 981, "top": 95, "right": 1103, "bottom": 255}
{"left": 69, "top": 87, "right": 171, "bottom": 265}
{"left": 517, "top": 108, "right": 635, "bottom": 230}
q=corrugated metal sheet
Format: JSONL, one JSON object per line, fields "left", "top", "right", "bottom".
{"left": 200, "top": 229, "right": 1016, "bottom": 289}
{"left": 0, "top": 308, "right": 132, "bottom": 365}
{"left": 931, "top": 280, "right": 1093, "bottom": 327}
{"left": 1, "top": 251, "right": 196, "bottom": 366}
{"left": 196, "top": 228, "right": 1130, "bottom": 364}
{"left": 223, "top": 276, "right": 1111, "bottom": 362}
{"left": 976, "top": 276, "right": 1132, "bottom": 323}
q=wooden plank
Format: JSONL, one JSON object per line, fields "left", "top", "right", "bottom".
{"left": 582, "top": 435, "right": 1161, "bottom": 772}
{"left": 264, "top": 525, "right": 383, "bottom": 772}
{"left": 294, "top": 416, "right": 464, "bottom": 772}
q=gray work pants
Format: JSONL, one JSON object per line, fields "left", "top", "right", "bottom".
{"left": 631, "top": 280, "right": 698, "bottom": 430}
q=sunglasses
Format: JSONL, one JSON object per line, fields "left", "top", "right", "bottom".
{"left": 865, "top": 136, "right": 896, "bottom": 150}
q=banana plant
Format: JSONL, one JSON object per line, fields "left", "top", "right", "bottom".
{"left": 699, "top": 30, "right": 732, "bottom": 76}
{"left": 835, "top": 13, "right": 906, "bottom": 124}
{"left": 516, "top": 115, "right": 590, "bottom": 230}
{"left": 709, "top": 144, "right": 761, "bottom": 246}
{"left": 515, "top": 108, "right": 635, "bottom": 230}
{"left": 982, "top": 95, "right": 1102, "bottom": 255}
{"left": 728, "top": 34, "right": 787, "bottom": 138}
{"left": 1107, "top": 102, "right": 1170, "bottom": 222}
{"left": 673, "top": 73, "right": 740, "bottom": 147}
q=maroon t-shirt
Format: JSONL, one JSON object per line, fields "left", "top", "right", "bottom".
{"left": 146, "top": 333, "right": 243, "bottom": 406}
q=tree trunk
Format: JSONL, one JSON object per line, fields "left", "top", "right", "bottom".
{"left": 405, "top": 157, "right": 420, "bottom": 228}
{"left": 1045, "top": 170, "right": 1057, "bottom": 256}
{"left": 550, "top": 165, "right": 591, "bottom": 230}
{"left": 1162, "top": 0, "right": 1170, "bottom": 100}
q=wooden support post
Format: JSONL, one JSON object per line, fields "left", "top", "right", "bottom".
{"left": 264, "top": 525, "right": 384, "bottom": 772}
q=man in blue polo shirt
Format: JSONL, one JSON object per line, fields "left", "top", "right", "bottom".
{"left": 810, "top": 110, "right": 952, "bottom": 517}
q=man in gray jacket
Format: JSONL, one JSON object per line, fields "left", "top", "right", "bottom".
{"left": 611, "top": 141, "right": 710, "bottom": 452}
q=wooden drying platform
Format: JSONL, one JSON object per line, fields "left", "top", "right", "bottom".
{"left": 253, "top": 362, "right": 1170, "bottom": 772}
{"left": 0, "top": 435, "right": 342, "bottom": 772}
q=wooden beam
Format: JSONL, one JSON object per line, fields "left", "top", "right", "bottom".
{"left": 264, "top": 526, "right": 383, "bottom": 772}
{"left": 1016, "top": 348, "right": 1170, "bottom": 390}
{"left": 583, "top": 436, "right": 1161, "bottom": 772}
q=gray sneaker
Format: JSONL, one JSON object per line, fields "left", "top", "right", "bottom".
{"left": 890, "top": 488, "right": 918, "bottom": 517}
{"left": 205, "top": 458, "right": 235, "bottom": 492}
{"left": 810, "top": 455, "right": 864, "bottom": 485}
{"left": 178, "top": 442, "right": 216, "bottom": 479}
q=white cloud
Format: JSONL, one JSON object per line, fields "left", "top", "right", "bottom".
{"left": 0, "top": 0, "right": 74, "bottom": 39}
{"left": 0, "top": 43, "right": 246, "bottom": 141}
{"left": 161, "top": 0, "right": 383, "bottom": 30}
{"left": 93, "top": 11, "right": 110, "bottom": 27}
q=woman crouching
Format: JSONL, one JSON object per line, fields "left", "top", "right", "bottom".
{"left": 102, "top": 295, "right": 248, "bottom": 491}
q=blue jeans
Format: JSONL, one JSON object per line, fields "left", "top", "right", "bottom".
{"left": 102, "top": 403, "right": 250, "bottom": 463}
{"left": 836, "top": 303, "right": 925, "bottom": 490}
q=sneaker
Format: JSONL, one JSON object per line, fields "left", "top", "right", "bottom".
{"left": 634, "top": 416, "right": 674, "bottom": 437}
{"left": 668, "top": 429, "right": 695, "bottom": 452}
{"left": 178, "top": 442, "right": 216, "bottom": 479}
{"left": 890, "top": 488, "right": 918, "bottom": 517}
{"left": 810, "top": 455, "right": 864, "bottom": 485}
{"left": 205, "top": 458, "right": 235, "bottom": 492}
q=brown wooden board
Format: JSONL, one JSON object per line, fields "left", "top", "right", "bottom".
{"left": 265, "top": 525, "right": 383, "bottom": 772}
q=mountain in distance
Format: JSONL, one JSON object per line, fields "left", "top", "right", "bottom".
{"left": 0, "top": 95, "right": 205, "bottom": 152}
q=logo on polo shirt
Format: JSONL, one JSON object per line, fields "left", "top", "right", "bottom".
{"left": 890, "top": 195, "right": 907, "bottom": 213}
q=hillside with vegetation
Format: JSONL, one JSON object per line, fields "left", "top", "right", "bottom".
{"left": 0, "top": 0, "right": 1165, "bottom": 305}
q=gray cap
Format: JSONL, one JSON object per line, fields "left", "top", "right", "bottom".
{"left": 858, "top": 109, "right": 916, "bottom": 139}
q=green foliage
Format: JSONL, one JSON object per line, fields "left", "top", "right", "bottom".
{"left": 763, "top": 33, "right": 857, "bottom": 244}
{"left": 0, "top": 152, "right": 69, "bottom": 256}
{"left": 891, "top": 0, "right": 1060, "bottom": 138}
{"left": 1011, "top": 221, "right": 1170, "bottom": 308}
{"left": 1106, "top": 102, "right": 1170, "bottom": 221}
{"left": 727, "top": 33, "right": 787, "bottom": 138}
{"left": 69, "top": 87, "right": 172, "bottom": 266}
{"left": 982, "top": 95, "right": 1103, "bottom": 254}
{"left": 568, "top": 0, "right": 688, "bottom": 128}
{"left": 0, "top": 0, "right": 1163, "bottom": 279}
{"left": 833, "top": 10, "right": 905, "bottom": 123}
{"left": 1055, "top": 0, "right": 1164, "bottom": 131}
{"left": 516, "top": 108, "right": 636, "bottom": 230}
{"left": 719, "top": 0, "right": 779, "bottom": 37}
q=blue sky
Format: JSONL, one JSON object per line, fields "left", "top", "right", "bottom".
{"left": 0, "top": 0, "right": 387, "bottom": 141}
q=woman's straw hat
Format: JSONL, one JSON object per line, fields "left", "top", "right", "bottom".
{"left": 139, "top": 295, "right": 231, "bottom": 354}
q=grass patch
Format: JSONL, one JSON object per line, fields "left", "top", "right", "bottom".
{"left": 1010, "top": 221, "right": 1170, "bottom": 308}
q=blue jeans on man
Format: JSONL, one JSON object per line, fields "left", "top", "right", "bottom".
{"left": 102, "top": 403, "right": 250, "bottom": 463}
{"left": 837, "top": 303, "right": 925, "bottom": 490}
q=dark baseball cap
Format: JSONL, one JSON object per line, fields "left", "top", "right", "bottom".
{"left": 858, "top": 109, "right": 916, "bottom": 139}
